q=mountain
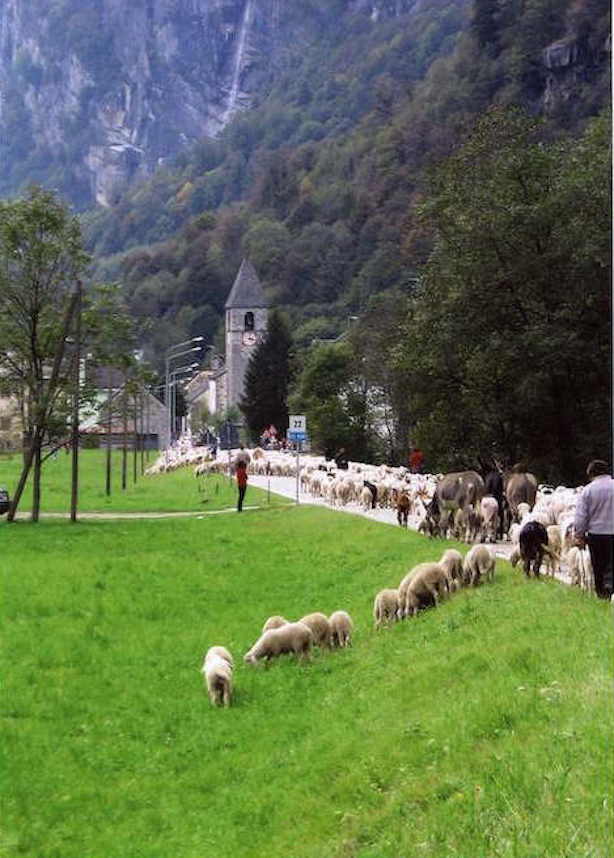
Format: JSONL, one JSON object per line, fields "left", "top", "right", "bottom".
{"left": 0, "top": 0, "right": 421, "bottom": 207}
{"left": 0, "top": 0, "right": 610, "bottom": 371}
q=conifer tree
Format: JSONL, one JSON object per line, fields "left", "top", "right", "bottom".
{"left": 239, "top": 310, "right": 293, "bottom": 442}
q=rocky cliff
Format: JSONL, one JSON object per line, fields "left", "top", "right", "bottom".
{"left": 0, "top": 0, "right": 418, "bottom": 207}
{"left": 542, "top": 31, "right": 611, "bottom": 113}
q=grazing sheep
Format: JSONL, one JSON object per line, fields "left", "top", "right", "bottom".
{"left": 299, "top": 612, "right": 332, "bottom": 650}
{"left": 464, "top": 544, "right": 495, "bottom": 586}
{"left": 262, "top": 615, "right": 289, "bottom": 632}
{"left": 201, "top": 646, "right": 234, "bottom": 707}
{"left": 439, "top": 549, "right": 464, "bottom": 591}
{"left": 396, "top": 493, "right": 411, "bottom": 527}
{"left": 403, "top": 562, "right": 449, "bottom": 617}
{"left": 329, "top": 610, "right": 353, "bottom": 647}
{"left": 518, "top": 520, "right": 549, "bottom": 578}
{"left": 374, "top": 589, "right": 400, "bottom": 628}
{"left": 244, "top": 622, "right": 314, "bottom": 665}
{"left": 398, "top": 569, "right": 416, "bottom": 616}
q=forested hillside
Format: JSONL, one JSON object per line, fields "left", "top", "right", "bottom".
{"left": 1, "top": 0, "right": 610, "bottom": 479}
{"left": 84, "top": 0, "right": 610, "bottom": 366}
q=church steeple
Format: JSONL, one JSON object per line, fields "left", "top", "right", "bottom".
{"left": 224, "top": 259, "right": 268, "bottom": 411}
{"left": 225, "top": 259, "right": 267, "bottom": 310}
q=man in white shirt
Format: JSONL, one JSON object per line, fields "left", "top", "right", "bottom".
{"left": 574, "top": 459, "right": 614, "bottom": 599}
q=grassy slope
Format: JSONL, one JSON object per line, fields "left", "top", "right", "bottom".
{"left": 0, "top": 506, "right": 612, "bottom": 858}
{"left": 0, "top": 450, "right": 286, "bottom": 513}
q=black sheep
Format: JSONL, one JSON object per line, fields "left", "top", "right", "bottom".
{"left": 519, "top": 520, "right": 549, "bottom": 578}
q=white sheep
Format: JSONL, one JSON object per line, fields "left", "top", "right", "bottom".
{"left": 262, "top": 615, "right": 289, "bottom": 632}
{"left": 201, "top": 646, "right": 234, "bottom": 707}
{"left": 439, "top": 549, "right": 464, "bottom": 591}
{"left": 464, "top": 544, "right": 495, "bottom": 586}
{"left": 566, "top": 546, "right": 594, "bottom": 592}
{"left": 545, "top": 525, "right": 562, "bottom": 577}
{"left": 403, "top": 562, "right": 449, "bottom": 617}
{"left": 517, "top": 502, "right": 531, "bottom": 522}
{"left": 244, "top": 622, "right": 314, "bottom": 665}
{"left": 299, "top": 612, "right": 331, "bottom": 650}
{"left": 329, "top": 610, "right": 353, "bottom": 647}
{"left": 373, "top": 589, "right": 399, "bottom": 628}
{"left": 480, "top": 496, "right": 500, "bottom": 543}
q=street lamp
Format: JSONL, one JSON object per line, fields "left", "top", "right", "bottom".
{"left": 165, "top": 337, "right": 204, "bottom": 446}
{"left": 170, "top": 362, "right": 199, "bottom": 441}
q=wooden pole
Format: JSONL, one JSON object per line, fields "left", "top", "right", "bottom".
{"left": 105, "top": 380, "right": 112, "bottom": 496}
{"left": 70, "top": 281, "right": 82, "bottom": 523}
{"left": 122, "top": 391, "right": 128, "bottom": 490}
{"left": 132, "top": 391, "right": 138, "bottom": 484}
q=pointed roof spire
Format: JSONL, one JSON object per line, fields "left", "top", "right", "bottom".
{"left": 225, "top": 259, "right": 267, "bottom": 309}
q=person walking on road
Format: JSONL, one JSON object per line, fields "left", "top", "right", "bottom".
{"left": 574, "top": 459, "right": 614, "bottom": 599}
{"left": 236, "top": 461, "right": 248, "bottom": 512}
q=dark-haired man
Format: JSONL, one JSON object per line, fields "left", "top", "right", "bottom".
{"left": 574, "top": 459, "right": 614, "bottom": 599}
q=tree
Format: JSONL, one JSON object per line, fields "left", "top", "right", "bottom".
{"left": 239, "top": 310, "right": 293, "bottom": 442}
{"left": 0, "top": 184, "right": 145, "bottom": 521}
{"left": 398, "top": 108, "right": 611, "bottom": 482}
{"left": 83, "top": 283, "right": 145, "bottom": 500}
{"left": 290, "top": 340, "right": 374, "bottom": 461}
{"left": 349, "top": 290, "right": 413, "bottom": 465}
{"left": 0, "top": 187, "right": 89, "bottom": 521}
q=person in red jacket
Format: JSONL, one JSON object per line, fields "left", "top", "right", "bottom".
{"left": 236, "top": 462, "right": 248, "bottom": 512}
{"left": 409, "top": 447, "right": 424, "bottom": 474}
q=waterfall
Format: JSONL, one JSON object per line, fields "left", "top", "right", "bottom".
{"left": 222, "top": 0, "right": 253, "bottom": 126}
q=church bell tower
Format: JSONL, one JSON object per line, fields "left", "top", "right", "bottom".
{"left": 224, "top": 259, "right": 268, "bottom": 410}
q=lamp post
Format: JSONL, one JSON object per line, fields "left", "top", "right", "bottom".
{"left": 70, "top": 280, "right": 83, "bottom": 523}
{"left": 170, "top": 362, "right": 199, "bottom": 441}
{"left": 165, "top": 337, "right": 204, "bottom": 446}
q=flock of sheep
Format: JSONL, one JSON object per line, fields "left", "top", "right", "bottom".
{"left": 145, "top": 441, "right": 597, "bottom": 707}
{"left": 201, "top": 610, "right": 353, "bottom": 708}
{"left": 146, "top": 440, "right": 591, "bottom": 589}
{"left": 202, "top": 542, "right": 499, "bottom": 708}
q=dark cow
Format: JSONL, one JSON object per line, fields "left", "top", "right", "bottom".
{"left": 506, "top": 472, "right": 538, "bottom": 523}
{"left": 435, "top": 470, "right": 485, "bottom": 536}
{"left": 518, "top": 520, "right": 549, "bottom": 578}
{"left": 484, "top": 469, "right": 507, "bottom": 539}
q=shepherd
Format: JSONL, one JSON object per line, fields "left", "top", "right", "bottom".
{"left": 236, "top": 459, "right": 248, "bottom": 512}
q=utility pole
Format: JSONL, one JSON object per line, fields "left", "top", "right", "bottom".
{"left": 70, "top": 280, "right": 83, "bottom": 522}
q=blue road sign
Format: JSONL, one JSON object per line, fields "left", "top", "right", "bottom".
{"left": 288, "top": 431, "right": 307, "bottom": 442}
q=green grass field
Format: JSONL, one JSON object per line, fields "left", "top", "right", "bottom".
{"left": 0, "top": 505, "right": 611, "bottom": 858}
{"left": 0, "top": 450, "right": 286, "bottom": 514}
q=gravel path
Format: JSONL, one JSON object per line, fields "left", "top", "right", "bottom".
{"left": 12, "top": 506, "right": 264, "bottom": 521}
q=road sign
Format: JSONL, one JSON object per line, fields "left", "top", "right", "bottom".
{"left": 289, "top": 415, "right": 307, "bottom": 433}
{"left": 288, "top": 431, "right": 307, "bottom": 442}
